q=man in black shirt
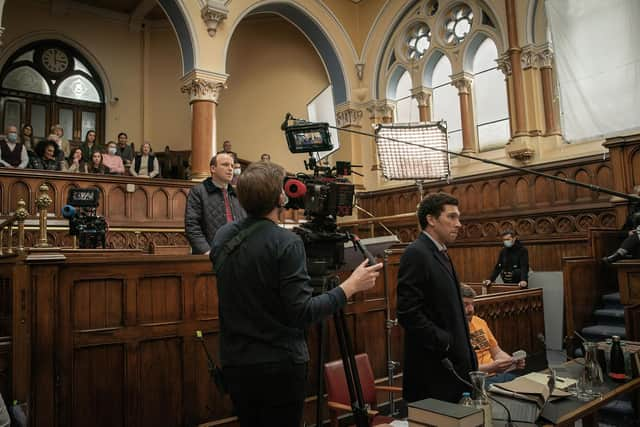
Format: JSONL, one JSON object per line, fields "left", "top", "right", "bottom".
{"left": 211, "top": 161, "right": 382, "bottom": 427}
{"left": 483, "top": 230, "right": 529, "bottom": 288}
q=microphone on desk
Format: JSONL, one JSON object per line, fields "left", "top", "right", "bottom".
{"left": 441, "top": 358, "right": 515, "bottom": 427}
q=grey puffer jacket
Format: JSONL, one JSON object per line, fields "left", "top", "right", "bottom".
{"left": 185, "top": 177, "right": 246, "bottom": 254}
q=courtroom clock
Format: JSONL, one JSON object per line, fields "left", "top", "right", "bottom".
{"left": 39, "top": 47, "right": 70, "bottom": 74}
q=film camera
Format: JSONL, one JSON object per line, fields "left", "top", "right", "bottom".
{"left": 62, "top": 188, "right": 107, "bottom": 249}
{"left": 281, "top": 113, "right": 373, "bottom": 276}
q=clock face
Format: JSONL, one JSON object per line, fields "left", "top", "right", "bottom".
{"left": 41, "top": 48, "right": 69, "bottom": 74}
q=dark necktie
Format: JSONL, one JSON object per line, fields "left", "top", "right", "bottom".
{"left": 222, "top": 189, "right": 233, "bottom": 223}
{"left": 440, "top": 249, "right": 454, "bottom": 276}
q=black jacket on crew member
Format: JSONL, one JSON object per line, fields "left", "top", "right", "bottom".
{"left": 397, "top": 233, "right": 477, "bottom": 404}
{"left": 489, "top": 240, "right": 529, "bottom": 283}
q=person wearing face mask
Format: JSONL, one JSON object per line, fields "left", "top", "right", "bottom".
{"left": 483, "top": 230, "right": 529, "bottom": 288}
{"left": 231, "top": 162, "right": 242, "bottom": 186}
{"left": 101, "top": 141, "right": 125, "bottom": 175}
{"left": 0, "top": 125, "right": 28, "bottom": 168}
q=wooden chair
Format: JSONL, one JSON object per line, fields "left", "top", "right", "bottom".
{"left": 323, "top": 353, "right": 401, "bottom": 427}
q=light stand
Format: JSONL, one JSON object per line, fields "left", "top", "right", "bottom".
{"left": 382, "top": 249, "right": 400, "bottom": 416}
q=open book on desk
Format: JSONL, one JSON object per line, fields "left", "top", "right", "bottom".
{"left": 489, "top": 375, "right": 572, "bottom": 407}
{"left": 489, "top": 375, "right": 572, "bottom": 423}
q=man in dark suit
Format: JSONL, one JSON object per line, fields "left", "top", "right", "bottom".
{"left": 397, "top": 192, "right": 477, "bottom": 404}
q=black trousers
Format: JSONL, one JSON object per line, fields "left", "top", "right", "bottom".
{"left": 223, "top": 361, "right": 308, "bottom": 427}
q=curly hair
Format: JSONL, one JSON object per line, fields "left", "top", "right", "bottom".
{"left": 34, "top": 139, "right": 60, "bottom": 159}
{"left": 417, "top": 192, "right": 459, "bottom": 229}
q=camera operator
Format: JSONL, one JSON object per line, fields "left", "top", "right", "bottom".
{"left": 211, "top": 161, "right": 382, "bottom": 427}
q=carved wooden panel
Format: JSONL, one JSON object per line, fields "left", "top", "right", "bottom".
{"left": 137, "top": 276, "right": 182, "bottom": 324}
{"left": 73, "top": 345, "right": 125, "bottom": 427}
{"left": 193, "top": 273, "right": 217, "bottom": 320}
{"left": 73, "top": 279, "right": 124, "bottom": 330}
{"left": 139, "top": 338, "right": 183, "bottom": 427}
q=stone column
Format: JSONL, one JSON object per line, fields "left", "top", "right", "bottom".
{"left": 497, "top": 54, "right": 515, "bottom": 137}
{"left": 181, "top": 74, "right": 225, "bottom": 181}
{"left": 411, "top": 87, "right": 432, "bottom": 122}
{"left": 537, "top": 45, "right": 561, "bottom": 136}
{"left": 336, "top": 105, "right": 365, "bottom": 189}
{"left": 451, "top": 72, "right": 476, "bottom": 153}
{"left": 505, "top": 0, "right": 527, "bottom": 137}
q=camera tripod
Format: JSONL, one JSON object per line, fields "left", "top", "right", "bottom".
{"left": 312, "top": 273, "right": 369, "bottom": 427}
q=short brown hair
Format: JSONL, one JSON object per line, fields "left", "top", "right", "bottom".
{"left": 237, "top": 161, "right": 285, "bottom": 217}
{"left": 210, "top": 152, "right": 233, "bottom": 167}
{"left": 417, "top": 192, "right": 459, "bottom": 229}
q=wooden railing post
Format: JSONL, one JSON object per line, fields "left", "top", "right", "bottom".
{"left": 35, "top": 184, "right": 52, "bottom": 248}
{"left": 16, "top": 199, "right": 29, "bottom": 254}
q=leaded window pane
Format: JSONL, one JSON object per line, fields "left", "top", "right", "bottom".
{"left": 56, "top": 75, "right": 101, "bottom": 103}
{"left": 2, "top": 66, "right": 50, "bottom": 95}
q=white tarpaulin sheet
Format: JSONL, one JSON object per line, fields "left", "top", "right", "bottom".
{"left": 546, "top": 0, "right": 640, "bottom": 142}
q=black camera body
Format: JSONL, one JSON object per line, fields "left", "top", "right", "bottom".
{"left": 62, "top": 188, "right": 107, "bottom": 249}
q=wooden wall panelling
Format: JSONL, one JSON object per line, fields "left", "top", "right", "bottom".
{"left": 562, "top": 257, "right": 600, "bottom": 346}
{"left": 625, "top": 304, "right": 640, "bottom": 341}
{"left": 0, "top": 169, "right": 196, "bottom": 229}
{"left": 615, "top": 261, "right": 640, "bottom": 305}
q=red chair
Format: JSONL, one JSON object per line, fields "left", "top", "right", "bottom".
{"left": 323, "top": 353, "right": 402, "bottom": 427}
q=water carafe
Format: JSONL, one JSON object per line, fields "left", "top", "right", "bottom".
{"left": 469, "top": 371, "right": 493, "bottom": 426}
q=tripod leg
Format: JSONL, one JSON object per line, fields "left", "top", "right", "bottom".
{"left": 315, "top": 321, "right": 326, "bottom": 427}
{"left": 334, "top": 309, "right": 369, "bottom": 427}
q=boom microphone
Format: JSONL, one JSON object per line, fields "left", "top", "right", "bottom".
{"left": 441, "top": 358, "right": 514, "bottom": 427}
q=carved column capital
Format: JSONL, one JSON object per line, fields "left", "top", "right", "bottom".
{"left": 181, "top": 78, "right": 224, "bottom": 103}
{"left": 521, "top": 44, "right": 537, "bottom": 69}
{"left": 496, "top": 53, "right": 512, "bottom": 76}
{"left": 336, "top": 106, "right": 364, "bottom": 128}
{"left": 411, "top": 86, "right": 432, "bottom": 106}
{"left": 180, "top": 70, "right": 228, "bottom": 103}
{"left": 201, "top": 0, "right": 229, "bottom": 37}
{"left": 366, "top": 100, "right": 395, "bottom": 123}
{"left": 450, "top": 72, "right": 473, "bottom": 94}
{"left": 536, "top": 43, "right": 554, "bottom": 69}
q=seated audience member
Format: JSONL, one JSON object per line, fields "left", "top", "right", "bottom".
{"left": 102, "top": 141, "right": 125, "bottom": 175}
{"left": 0, "top": 125, "right": 28, "bottom": 168}
{"left": 462, "top": 284, "right": 525, "bottom": 383}
{"left": 483, "top": 230, "right": 529, "bottom": 288}
{"left": 80, "top": 130, "right": 103, "bottom": 161}
{"left": 87, "top": 151, "right": 110, "bottom": 175}
{"left": 130, "top": 142, "right": 160, "bottom": 178}
{"left": 217, "top": 140, "right": 238, "bottom": 162}
{"left": 64, "top": 148, "right": 87, "bottom": 173}
{"left": 117, "top": 132, "right": 134, "bottom": 167}
{"left": 603, "top": 209, "right": 640, "bottom": 263}
{"left": 21, "top": 124, "right": 35, "bottom": 152}
{"left": 30, "top": 140, "right": 64, "bottom": 171}
{"left": 260, "top": 153, "right": 271, "bottom": 162}
{"left": 46, "top": 134, "right": 66, "bottom": 162}
{"left": 50, "top": 124, "right": 70, "bottom": 159}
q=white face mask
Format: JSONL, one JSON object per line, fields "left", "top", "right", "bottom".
{"left": 233, "top": 168, "right": 242, "bottom": 176}
{"left": 503, "top": 239, "right": 514, "bottom": 248}
{"left": 108, "top": 147, "right": 117, "bottom": 155}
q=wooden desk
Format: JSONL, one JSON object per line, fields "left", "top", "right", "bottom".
{"left": 492, "top": 360, "right": 640, "bottom": 427}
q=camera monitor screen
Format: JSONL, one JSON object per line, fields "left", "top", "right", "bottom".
{"left": 285, "top": 123, "right": 333, "bottom": 153}
{"left": 67, "top": 188, "right": 100, "bottom": 208}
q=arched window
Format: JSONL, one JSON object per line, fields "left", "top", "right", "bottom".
{"left": 0, "top": 40, "right": 105, "bottom": 143}
{"left": 472, "top": 38, "right": 509, "bottom": 150}
{"left": 389, "top": 68, "right": 419, "bottom": 123}
{"left": 430, "top": 55, "right": 462, "bottom": 152}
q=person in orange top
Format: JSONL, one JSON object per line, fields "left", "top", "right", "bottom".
{"left": 461, "top": 284, "right": 525, "bottom": 381}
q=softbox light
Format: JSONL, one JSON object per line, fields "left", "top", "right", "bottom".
{"left": 374, "top": 122, "right": 450, "bottom": 181}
